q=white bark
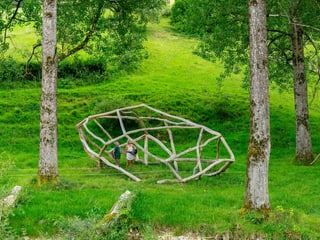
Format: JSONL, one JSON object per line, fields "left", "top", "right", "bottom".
{"left": 245, "top": 0, "right": 270, "bottom": 210}
{"left": 99, "top": 190, "right": 135, "bottom": 227}
{"left": 38, "top": 0, "right": 58, "bottom": 180}
{"left": 0, "top": 186, "right": 22, "bottom": 208}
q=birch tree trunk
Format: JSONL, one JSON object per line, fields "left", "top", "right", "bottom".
{"left": 244, "top": 0, "right": 270, "bottom": 211}
{"left": 38, "top": 0, "right": 58, "bottom": 183}
{"left": 290, "top": 20, "right": 313, "bottom": 164}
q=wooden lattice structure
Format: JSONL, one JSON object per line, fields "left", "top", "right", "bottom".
{"left": 76, "top": 104, "right": 235, "bottom": 183}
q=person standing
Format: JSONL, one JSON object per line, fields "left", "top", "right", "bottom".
{"left": 113, "top": 141, "right": 121, "bottom": 166}
{"left": 126, "top": 140, "right": 135, "bottom": 169}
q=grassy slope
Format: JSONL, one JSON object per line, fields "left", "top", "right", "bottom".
{"left": 0, "top": 18, "right": 320, "bottom": 238}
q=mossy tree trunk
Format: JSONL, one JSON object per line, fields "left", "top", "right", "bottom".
{"left": 290, "top": 17, "right": 313, "bottom": 164}
{"left": 245, "top": 0, "right": 270, "bottom": 211}
{"left": 38, "top": 0, "right": 58, "bottom": 184}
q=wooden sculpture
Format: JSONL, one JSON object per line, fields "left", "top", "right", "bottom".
{"left": 76, "top": 104, "right": 235, "bottom": 183}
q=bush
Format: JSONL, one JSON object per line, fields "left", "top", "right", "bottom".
{"left": 0, "top": 58, "right": 42, "bottom": 83}
{"left": 0, "top": 56, "right": 108, "bottom": 88}
{"left": 23, "top": 62, "right": 42, "bottom": 81}
{"left": 0, "top": 182, "right": 17, "bottom": 239}
{"left": 0, "top": 57, "right": 24, "bottom": 82}
{"left": 58, "top": 58, "right": 106, "bottom": 79}
{"left": 0, "top": 209, "right": 16, "bottom": 240}
{"left": 170, "top": 0, "right": 189, "bottom": 31}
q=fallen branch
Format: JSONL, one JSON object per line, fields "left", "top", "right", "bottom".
{"left": 310, "top": 153, "right": 320, "bottom": 165}
{"left": 97, "top": 190, "right": 135, "bottom": 227}
{"left": 0, "top": 185, "right": 22, "bottom": 221}
{"left": 0, "top": 185, "right": 22, "bottom": 208}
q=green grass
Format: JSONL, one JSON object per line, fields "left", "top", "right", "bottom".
{"left": 1, "top": 17, "right": 320, "bottom": 239}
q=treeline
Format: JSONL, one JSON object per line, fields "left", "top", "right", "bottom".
{"left": 0, "top": 56, "right": 108, "bottom": 84}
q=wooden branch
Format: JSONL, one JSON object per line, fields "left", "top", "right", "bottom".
{"left": 205, "top": 161, "right": 233, "bottom": 177}
{"left": 147, "top": 134, "right": 172, "bottom": 156}
{"left": 181, "top": 159, "right": 227, "bottom": 183}
{"left": 143, "top": 135, "right": 149, "bottom": 164}
{"left": 83, "top": 122, "right": 106, "bottom": 146}
{"left": 194, "top": 128, "right": 204, "bottom": 174}
{"left": 99, "top": 156, "right": 141, "bottom": 182}
{"left": 310, "top": 153, "right": 320, "bottom": 165}
{"left": 0, "top": 186, "right": 22, "bottom": 208}
{"left": 76, "top": 104, "right": 235, "bottom": 183}
{"left": 78, "top": 128, "right": 100, "bottom": 159}
{"left": 117, "top": 109, "right": 126, "bottom": 135}
{"left": 98, "top": 143, "right": 109, "bottom": 157}
{"left": 294, "top": 23, "right": 320, "bottom": 32}
{"left": 163, "top": 161, "right": 183, "bottom": 182}
{"left": 102, "top": 190, "right": 134, "bottom": 221}
{"left": 165, "top": 121, "right": 178, "bottom": 170}
{"left": 2, "top": 0, "right": 23, "bottom": 45}
{"left": 58, "top": 1, "right": 105, "bottom": 62}
{"left": 25, "top": 43, "right": 41, "bottom": 73}
{"left": 220, "top": 137, "right": 235, "bottom": 162}
{"left": 216, "top": 138, "right": 221, "bottom": 159}
{"left": 93, "top": 119, "right": 113, "bottom": 139}
{"left": 82, "top": 140, "right": 141, "bottom": 181}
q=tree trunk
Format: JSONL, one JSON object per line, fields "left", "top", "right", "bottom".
{"left": 290, "top": 21, "right": 313, "bottom": 164}
{"left": 38, "top": 0, "right": 58, "bottom": 183}
{"left": 244, "top": 0, "right": 270, "bottom": 211}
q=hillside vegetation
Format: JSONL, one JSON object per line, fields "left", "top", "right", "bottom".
{"left": 0, "top": 18, "right": 320, "bottom": 239}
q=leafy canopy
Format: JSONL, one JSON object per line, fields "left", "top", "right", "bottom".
{"left": 170, "top": 0, "right": 320, "bottom": 90}
{"left": 0, "top": 0, "right": 166, "bottom": 74}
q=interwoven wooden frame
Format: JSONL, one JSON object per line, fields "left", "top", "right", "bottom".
{"left": 76, "top": 104, "right": 235, "bottom": 183}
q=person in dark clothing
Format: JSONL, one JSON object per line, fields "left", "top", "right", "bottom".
{"left": 113, "top": 141, "right": 121, "bottom": 166}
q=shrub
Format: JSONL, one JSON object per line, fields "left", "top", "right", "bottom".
{"left": 23, "top": 62, "right": 42, "bottom": 81}
{"left": 58, "top": 58, "right": 106, "bottom": 79}
{"left": 0, "top": 57, "right": 24, "bottom": 82}
{"left": 0, "top": 208, "right": 16, "bottom": 240}
{"left": 170, "top": 0, "right": 189, "bottom": 31}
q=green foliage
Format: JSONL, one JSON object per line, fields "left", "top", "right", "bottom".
{"left": 170, "top": 0, "right": 320, "bottom": 93}
{"left": 0, "top": 158, "right": 17, "bottom": 239}
{"left": 53, "top": 216, "right": 101, "bottom": 240}
{"left": 170, "top": 0, "right": 249, "bottom": 76}
{"left": 0, "top": 17, "right": 319, "bottom": 239}
{"left": 56, "top": 0, "right": 165, "bottom": 73}
{"left": 170, "top": 0, "right": 190, "bottom": 32}
{"left": 58, "top": 57, "right": 106, "bottom": 79}
{"left": 0, "top": 0, "right": 167, "bottom": 82}
{"left": 0, "top": 204, "right": 16, "bottom": 240}
{"left": 0, "top": 56, "right": 24, "bottom": 83}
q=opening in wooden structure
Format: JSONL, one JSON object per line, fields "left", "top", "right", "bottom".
{"left": 76, "top": 104, "right": 235, "bottom": 183}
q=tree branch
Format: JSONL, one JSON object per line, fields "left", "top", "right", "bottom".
{"left": 267, "top": 13, "right": 287, "bottom": 18}
{"left": 295, "top": 23, "right": 320, "bottom": 32}
{"left": 58, "top": 1, "right": 105, "bottom": 62}
{"left": 268, "top": 32, "right": 288, "bottom": 47}
{"left": 305, "top": 32, "right": 320, "bottom": 106}
{"left": 23, "top": 42, "right": 41, "bottom": 79}
{"left": 267, "top": 28, "right": 290, "bottom": 36}
{"left": 2, "top": 0, "right": 23, "bottom": 45}
{"left": 26, "top": 42, "right": 41, "bottom": 65}
{"left": 267, "top": 30, "right": 292, "bottom": 64}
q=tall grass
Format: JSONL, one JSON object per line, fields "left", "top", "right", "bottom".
{"left": 0, "top": 17, "right": 319, "bottom": 239}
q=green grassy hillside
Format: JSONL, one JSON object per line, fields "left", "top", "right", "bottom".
{"left": 1, "top": 18, "right": 320, "bottom": 239}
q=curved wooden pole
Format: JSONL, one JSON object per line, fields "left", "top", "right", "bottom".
{"left": 76, "top": 104, "right": 235, "bottom": 183}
